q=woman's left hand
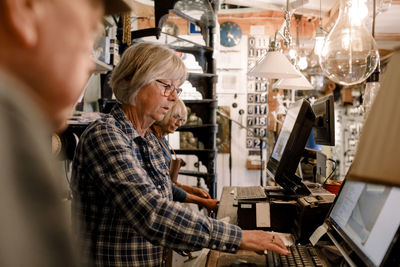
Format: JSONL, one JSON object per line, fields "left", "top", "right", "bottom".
{"left": 180, "top": 184, "right": 211, "bottom": 199}
{"left": 190, "top": 187, "right": 211, "bottom": 199}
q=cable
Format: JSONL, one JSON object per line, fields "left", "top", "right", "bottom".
{"left": 322, "top": 158, "right": 337, "bottom": 186}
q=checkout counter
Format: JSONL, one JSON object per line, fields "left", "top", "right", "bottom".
{"left": 206, "top": 186, "right": 335, "bottom": 267}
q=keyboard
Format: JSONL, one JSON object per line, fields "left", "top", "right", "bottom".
{"left": 267, "top": 244, "right": 328, "bottom": 267}
{"left": 236, "top": 186, "right": 267, "bottom": 200}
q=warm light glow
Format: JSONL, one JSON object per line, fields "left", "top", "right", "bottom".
{"left": 341, "top": 29, "right": 351, "bottom": 50}
{"left": 298, "top": 56, "right": 308, "bottom": 70}
{"left": 314, "top": 35, "right": 325, "bottom": 56}
{"left": 349, "top": 0, "right": 369, "bottom": 24}
{"left": 319, "top": 0, "right": 379, "bottom": 86}
{"left": 288, "top": 48, "right": 297, "bottom": 62}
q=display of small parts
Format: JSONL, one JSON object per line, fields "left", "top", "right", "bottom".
{"left": 180, "top": 108, "right": 204, "bottom": 150}
{"left": 216, "top": 106, "right": 230, "bottom": 154}
{"left": 180, "top": 132, "right": 204, "bottom": 150}
{"left": 334, "top": 106, "right": 364, "bottom": 178}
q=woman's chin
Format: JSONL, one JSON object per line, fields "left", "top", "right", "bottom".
{"left": 154, "top": 114, "right": 166, "bottom": 122}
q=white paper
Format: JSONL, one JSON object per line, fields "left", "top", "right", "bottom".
{"left": 256, "top": 202, "right": 270, "bottom": 228}
{"left": 309, "top": 222, "right": 328, "bottom": 246}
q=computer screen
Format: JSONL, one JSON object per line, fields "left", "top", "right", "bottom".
{"left": 312, "top": 94, "right": 335, "bottom": 146}
{"left": 267, "top": 99, "right": 315, "bottom": 194}
{"left": 329, "top": 180, "right": 400, "bottom": 267}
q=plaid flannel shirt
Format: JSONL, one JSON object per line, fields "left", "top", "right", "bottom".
{"left": 71, "top": 104, "right": 242, "bottom": 267}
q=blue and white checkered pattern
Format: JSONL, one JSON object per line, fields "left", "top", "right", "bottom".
{"left": 71, "top": 104, "right": 242, "bottom": 267}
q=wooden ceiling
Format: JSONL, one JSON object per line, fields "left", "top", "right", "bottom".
{"left": 129, "top": 0, "right": 400, "bottom": 50}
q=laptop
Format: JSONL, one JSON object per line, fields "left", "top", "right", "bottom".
{"left": 267, "top": 179, "right": 400, "bottom": 267}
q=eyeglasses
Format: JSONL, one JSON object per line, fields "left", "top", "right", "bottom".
{"left": 172, "top": 114, "right": 185, "bottom": 124}
{"left": 155, "top": 80, "right": 183, "bottom": 97}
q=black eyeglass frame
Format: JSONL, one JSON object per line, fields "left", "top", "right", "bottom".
{"left": 155, "top": 79, "right": 183, "bottom": 97}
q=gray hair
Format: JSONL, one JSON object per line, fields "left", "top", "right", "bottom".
{"left": 109, "top": 42, "right": 187, "bottom": 105}
{"left": 155, "top": 98, "right": 187, "bottom": 127}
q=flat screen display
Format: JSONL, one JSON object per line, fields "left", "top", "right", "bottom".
{"left": 271, "top": 103, "right": 301, "bottom": 161}
{"left": 330, "top": 181, "right": 400, "bottom": 266}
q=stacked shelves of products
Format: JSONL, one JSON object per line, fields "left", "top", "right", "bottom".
{"left": 131, "top": 0, "right": 219, "bottom": 198}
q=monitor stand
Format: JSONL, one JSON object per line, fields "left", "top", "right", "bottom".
{"left": 266, "top": 189, "right": 298, "bottom": 201}
{"left": 268, "top": 173, "right": 312, "bottom": 200}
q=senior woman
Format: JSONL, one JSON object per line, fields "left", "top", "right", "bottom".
{"left": 71, "top": 42, "right": 289, "bottom": 267}
{"left": 150, "top": 99, "right": 219, "bottom": 214}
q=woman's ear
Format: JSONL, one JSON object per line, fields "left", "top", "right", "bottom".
{"left": 3, "top": 0, "right": 40, "bottom": 46}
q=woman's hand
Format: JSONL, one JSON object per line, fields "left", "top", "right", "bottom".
{"left": 184, "top": 193, "right": 219, "bottom": 214}
{"left": 180, "top": 185, "right": 211, "bottom": 199}
{"left": 202, "top": 198, "right": 219, "bottom": 214}
{"left": 190, "top": 187, "right": 211, "bottom": 199}
{"left": 240, "top": 230, "right": 290, "bottom": 255}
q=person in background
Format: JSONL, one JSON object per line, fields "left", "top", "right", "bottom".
{"left": 150, "top": 99, "right": 219, "bottom": 214}
{"left": 71, "top": 42, "right": 290, "bottom": 267}
{"left": 0, "top": 0, "right": 131, "bottom": 266}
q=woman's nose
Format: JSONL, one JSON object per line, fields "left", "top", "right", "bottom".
{"left": 168, "top": 90, "right": 178, "bottom": 101}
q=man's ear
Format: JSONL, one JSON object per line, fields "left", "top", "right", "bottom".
{"left": 3, "top": 0, "right": 39, "bottom": 46}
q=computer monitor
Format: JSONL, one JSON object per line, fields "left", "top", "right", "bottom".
{"left": 312, "top": 94, "right": 335, "bottom": 146}
{"left": 267, "top": 99, "right": 316, "bottom": 194}
{"left": 329, "top": 180, "right": 400, "bottom": 267}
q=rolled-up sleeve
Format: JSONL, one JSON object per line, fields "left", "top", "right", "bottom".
{"left": 172, "top": 184, "right": 187, "bottom": 202}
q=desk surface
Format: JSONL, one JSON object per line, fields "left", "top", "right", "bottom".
{"left": 207, "top": 186, "right": 267, "bottom": 267}
{"left": 216, "top": 186, "right": 237, "bottom": 223}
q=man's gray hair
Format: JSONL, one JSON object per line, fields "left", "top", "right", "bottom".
{"left": 110, "top": 42, "right": 187, "bottom": 105}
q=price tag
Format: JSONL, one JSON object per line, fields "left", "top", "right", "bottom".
{"left": 247, "top": 116, "right": 254, "bottom": 126}
{"left": 254, "top": 127, "right": 267, "bottom": 137}
{"left": 247, "top": 105, "right": 254, "bottom": 115}
{"left": 254, "top": 117, "right": 266, "bottom": 126}
{"left": 255, "top": 94, "right": 267, "bottom": 103}
{"left": 246, "top": 138, "right": 254, "bottom": 148}
{"left": 255, "top": 82, "right": 267, "bottom": 92}
{"left": 254, "top": 105, "right": 267, "bottom": 115}
{"left": 247, "top": 93, "right": 255, "bottom": 103}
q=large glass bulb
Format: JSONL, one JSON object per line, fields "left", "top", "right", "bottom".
{"left": 313, "top": 26, "right": 326, "bottom": 57}
{"left": 363, "top": 67, "right": 380, "bottom": 118}
{"left": 319, "top": 0, "right": 379, "bottom": 86}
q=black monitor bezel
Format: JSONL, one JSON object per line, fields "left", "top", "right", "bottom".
{"left": 312, "top": 94, "right": 335, "bottom": 146}
{"left": 267, "top": 99, "right": 316, "bottom": 194}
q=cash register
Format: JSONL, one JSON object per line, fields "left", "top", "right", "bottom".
{"left": 237, "top": 97, "right": 336, "bottom": 241}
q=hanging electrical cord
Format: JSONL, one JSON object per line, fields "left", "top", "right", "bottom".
{"left": 322, "top": 158, "right": 338, "bottom": 186}
{"left": 372, "top": 0, "right": 376, "bottom": 38}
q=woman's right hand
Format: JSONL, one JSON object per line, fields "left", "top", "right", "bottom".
{"left": 202, "top": 198, "right": 219, "bottom": 214}
{"left": 240, "top": 230, "right": 290, "bottom": 255}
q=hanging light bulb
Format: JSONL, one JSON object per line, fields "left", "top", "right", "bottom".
{"left": 313, "top": 0, "right": 327, "bottom": 58}
{"left": 297, "top": 52, "right": 308, "bottom": 70}
{"left": 319, "top": 0, "right": 379, "bottom": 86}
{"left": 287, "top": 46, "right": 298, "bottom": 65}
{"left": 313, "top": 26, "right": 326, "bottom": 57}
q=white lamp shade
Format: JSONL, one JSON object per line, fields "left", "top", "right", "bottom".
{"left": 247, "top": 51, "right": 302, "bottom": 79}
{"left": 273, "top": 70, "right": 314, "bottom": 90}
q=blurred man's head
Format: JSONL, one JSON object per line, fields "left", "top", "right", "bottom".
{"left": 0, "top": 0, "right": 130, "bottom": 130}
